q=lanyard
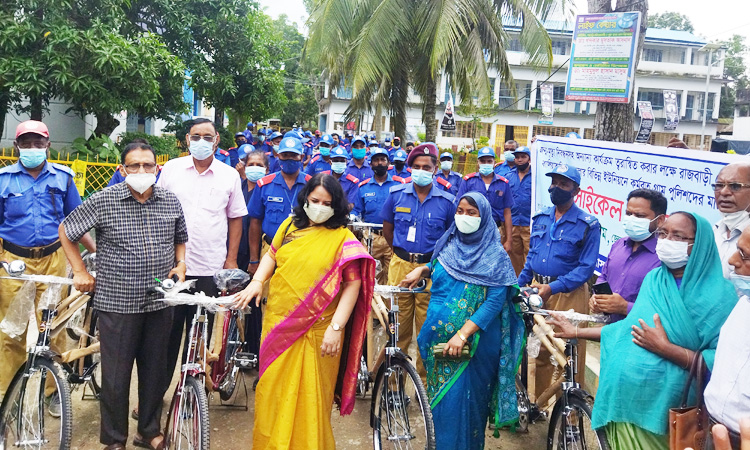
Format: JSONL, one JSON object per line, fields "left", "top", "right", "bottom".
{"left": 284, "top": 183, "right": 299, "bottom": 215}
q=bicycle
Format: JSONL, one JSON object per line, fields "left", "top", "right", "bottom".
{"left": 369, "top": 282, "right": 435, "bottom": 450}
{"left": 513, "top": 287, "right": 610, "bottom": 450}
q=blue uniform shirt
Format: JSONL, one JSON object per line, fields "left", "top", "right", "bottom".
{"left": 345, "top": 159, "right": 373, "bottom": 181}
{"left": 435, "top": 171, "right": 462, "bottom": 196}
{"left": 0, "top": 162, "right": 82, "bottom": 247}
{"left": 380, "top": 184, "right": 456, "bottom": 254}
{"left": 506, "top": 168, "right": 532, "bottom": 226}
{"left": 494, "top": 162, "right": 513, "bottom": 176}
{"left": 248, "top": 171, "right": 310, "bottom": 238}
{"left": 305, "top": 155, "right": 332, "bottom": 175}
{"left": 266, "top": 153, "right": 280, "bottom": 174}
{"left": 518, "top": 204, "right": 601, "bottom": 295}
{"left": 388, "top": 166, "right": 411, "bottom": 179}
{"left": 337, "top": 173, "right": 361, "bottom": 207}
{"left": 225, "top": 147, "right": 240, "bottom": 168}
{"left": 214, "top": 148, "right": 232, "bottom": 166}
{"left": 456, "top": 173, "right": 514, "bottom": 224}
{"left": 356, "top": 175, "right": 405, "bottom": 223}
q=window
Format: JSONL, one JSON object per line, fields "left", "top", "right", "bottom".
{"left": 438, "top": 121, "right": 491, "bottom": 139}
{"left": 336, "top": 83, "right": 352, "bottom": 99}
{"left": 444, "top": 82, "right": 454, "bottom": 104}
{"left": 498, "top": 83, "right": 514, "bottom": 108}
{"left": 551, "top": 40, "right": 568, "bottom": 55}
{"left": 508, "top": 39, "right": 522, "bottom": 52}
{"left": 643, "top": 48, "right": 663, "bottom": 62}
{"left": 553, "top": 86, "right": 565, "bottom": 104}
{"left": 637, "top": 91, "right": 664, "bottom": 110}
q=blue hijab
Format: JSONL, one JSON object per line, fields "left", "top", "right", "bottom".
{"left": 433, "top": 191, "right": 516, "bottom": 287}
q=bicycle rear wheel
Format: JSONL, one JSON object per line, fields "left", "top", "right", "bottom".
{"left": 547, "top": 393, "right": 609, "bottom": 450}
{"left": 164, "top": 376, "right": 209, "bottom": 450}
{"left": 217, "top": 314, "right": 243, "bottom": 401}
{"left": 371, "top": 357, "right": 435, "bottom": 450}
{"left": 0, "top": 357, "right": 73, "bottom": 450}
{"left": 515, "top": 373, "right": 530, "bottom": 433}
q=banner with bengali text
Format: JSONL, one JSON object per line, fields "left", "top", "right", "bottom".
{"left": 531, "top": 135, "right": 737, "bottom": 271}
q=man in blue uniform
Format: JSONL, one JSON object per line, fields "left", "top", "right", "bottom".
{"left": 387, "top": 136, "right": 402, "bottom": 160}
{"left": 388, "top": 150, "right": 411, "bottom": 178}
{"left": 494, "top": 140, "right": 518, "bottom": 176}
{"left": 329, "top": 146, "right": 360, "bottom": 210}
{"left": 345, "top": 136, "right": 374, "bottom": 181}
{"left": 367, "top": 139, "right": 380, "bottom": 160}
{"left": 302, "top": 131, "right": 315, "bottom": 166}
{"left": 381, "top": 143, "right": 455, "bottom": 380}
{"left": 247, "top": 136, "right": 311, "bottom": 275}
{"left": 224, "top": 132, "right": 245, "bottom": 168}
{"left": 305, "top": 134, "right": 335, "bottom": 175}
{"left": 263, "top": 131, "right": 283, "bottom": 173}
{"left": 505, "top": 146, "right": 532, "bottom": 275}
{"left": 243, "top": 122, "right": 254, "bottom": 142}
{"left": 517, "top": 164, "right": 600, "bottom": 399}
{"left": 355, "top": 148, "right": 406, "bottom": 284}
{"left": 435, "top": 151, "right": 461, "bottom": 196}
{"left": 457, "top": 146, "right": 514, "bottom": 253}
{"left": 0, "top": 120, "right": 96, "bottom": 402}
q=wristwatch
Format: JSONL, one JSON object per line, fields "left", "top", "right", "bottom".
{"left": 331, "top": 322, "right": 343, "bottom": 331}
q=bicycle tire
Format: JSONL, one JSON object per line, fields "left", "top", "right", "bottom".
{"left": 515, "top": 373, "right": 530, "bottom": 433}
{"left": 217, "top": 314, "right": 242, "bottom": 401}
{"left": 0, "top": 357, "right": 73, "bottom": 450}
{"left": 547, "top": 393, "right": 609, "bottom": 450}
{"left": 164, "top": 376, "right": 209, "bottom": 450}
{"left": 371, "top": 357, "right": 435, "bottom": 450}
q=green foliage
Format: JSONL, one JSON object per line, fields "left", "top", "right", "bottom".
{"left": 417, "top": 132, "right": 426, "bottom": 141}
{"left": 118, "top": 132, "right": 181, "bottom": 158}
{"left": 64, "top": 135, "right": 120, "bottom": 162}
{"left": 477, "top": 136, "right": 490, "bottom": 148}
{"left": 648, "top": 12, "right": 695, "bottom": 33}
{"left": 717, "top": 34, "right": 750, "bottom": 118}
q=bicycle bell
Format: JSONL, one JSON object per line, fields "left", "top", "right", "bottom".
{"left": 162, "top": 278, "right": 176, "bottom": 290}
{"left": 4, "top": 260, "right": 27, "bottom": 277}
{"left": 528, "top": 294, "right": 543, "bottom": 309}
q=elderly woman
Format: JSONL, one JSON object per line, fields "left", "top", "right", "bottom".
{"left": 400, "top": 192, "right": 523, "bottom": 449}
{"left": 554, "top": 212, "right": 737, "bottom": 449}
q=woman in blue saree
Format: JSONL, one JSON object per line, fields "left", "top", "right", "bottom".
{"left": 400, "top": 192, "right": 523, "bottom": 449}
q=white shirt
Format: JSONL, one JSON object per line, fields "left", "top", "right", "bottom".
{"left": 714, "top": 221, "right": 745, "bottom": 278}
{"left": 704, "top": 294, "right": 750, "bottom": 434}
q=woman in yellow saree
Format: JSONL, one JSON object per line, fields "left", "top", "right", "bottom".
{"left": 236, "top": 173, "right": 375, "bottom": 450}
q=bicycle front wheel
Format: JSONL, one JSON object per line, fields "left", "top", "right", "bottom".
{"left": 371, "top": 357, "right": 435, "bottom": 450}
{"left": 217, "top": 313, "right": 243, "bottom": 401}
{"left": 547, "top": 393, "right": 609, "bottom": 450}
{"left": 0, "top": 357, "right": 73, "bottom": 450}
{"left": 164, "top": 376, "right": 209, "bottom": 450}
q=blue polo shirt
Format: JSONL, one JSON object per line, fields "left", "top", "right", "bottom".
{"left": 456, "top": 173, "right": 514, "bottom": 223}
{"left": 388, "top": 166, "right": 411, "bottom": 179}
{"left": 517, "top": 204, "right": 601, "bottom": 295}
{"left": 506, "top": 168, "right": 532, "bottom": 226}
{"left": 305, "top": 155, "right": 332, "bottom": 175}
{"left": 356, "top": 175, "right": 404, "bottom": 223}
{"left": 345, "top": 159, "right": 373, "bottom": 181}
{"left": 435, "top": 171, "right": 462, "bottom": 196}
{"left": 248, "top": 171, "right": 309, "bottom": 238}
{"left": 380, "top": 183, "right": 456, "bottom": 254}
{"left": 0, "top": 162, "right": 82, "bottom": 247}
{"left": 494, "top": 162, "right": 513, "bottom": 176}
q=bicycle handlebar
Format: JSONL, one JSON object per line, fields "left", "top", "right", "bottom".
{"left": 514, "top": 286, "right": 610, "bottom": 324}
{"left": 1, "top": 260, "right": 75, "bottom": 285}
{"left": 374, "top": 279, "right": 427, "bottom": 294}
{"left": 348, "top": 222, "right": 384, "bottom": 229}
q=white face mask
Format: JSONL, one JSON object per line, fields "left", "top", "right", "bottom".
{"left": 454, "top": 214, "right": 481, "bottom": 234}
{"left": 656, "top": 238, "right": 691, "bottom": 269}
{"left": 189, "top": 139, "right": 215, "bottom": 160}
{"left": 440, "top": 161, "right": 453, "bottom": 171}
{"left": 721, "top": 210, "right": 750, "bottom": 232}
{"left": 622, "top": 215, "right": 655, "bottom": 242}
{"left": 245, "top": 166, "right": 266, "bottom": 182}
{"left": 125, "top": 172, "right": 156, "bottom": 194}
{"left": 331, "top": 161, "right": 347, "bottom": 174}
{"left": 304, "top": 202, "right": 334, "bottom": 224}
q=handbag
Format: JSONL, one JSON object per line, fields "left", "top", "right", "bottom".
{"left": 668, "top": 352, "right": 708, "bottom": 450}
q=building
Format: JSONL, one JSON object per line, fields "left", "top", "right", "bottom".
{"left": 317, "top": 24, "right": 725, "bottom": 151}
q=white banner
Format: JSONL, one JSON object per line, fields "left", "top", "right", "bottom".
{"left": 531, "top": 135, "right": 737, "bottom": 270}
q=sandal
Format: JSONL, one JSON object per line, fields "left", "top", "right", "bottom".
{"left": 133, "top": 434, "right": 164, "bottom": 450}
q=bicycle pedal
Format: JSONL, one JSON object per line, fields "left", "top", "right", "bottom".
{"left": 234, "top": 352, "right": 258, "bottom": 370}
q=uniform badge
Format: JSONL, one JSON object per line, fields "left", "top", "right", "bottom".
{"left": 557, "top": 164, "right": 568, "bottom": 173}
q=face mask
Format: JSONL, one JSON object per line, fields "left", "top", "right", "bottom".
{"left": 280, "top": 158, "right": 301, "bottom": 174}
{"left": 454, "top": 214, "right": 481, "bottom": 234}
{"left": 729, "top": 270, "right": 750, "bottom": 297}
{"left": 19, "top": 148, "right": 47, "bottom": 168}
{"left": 622, "top": 215, "right": 655, "bottom": 242}
{"left": 549, "top": 186, "right": 574, "bottom": 206}
{"left": 331, "top": 161, "right": 347, "bottom": 174}
{"left": 373, "top": 165, "right": 388, "bottom": 177}
{"left": 656, "top": 238, "right": 691, "bottom": 269}
{"left": 440, "top": 161, "right": 453, "bottom": 171}
{"left": 504, "top": 151, "right": 515, "bottom": 162}
{"left": 245, "top": 166, "right": 266, "bottom": 182}
{"left": 304, "top": 202, "right": 334, "bottom": 224}
{"left": 516, "top": 162, "right": 530, "bottom": 171}
{"left": 411, "top": 169, "right": 433, "bottom": 187}
{"left": 394, "top": 162, "right": 405, "bottom": 171}
{"left": 272, "top": 145, "right": 280, "bottom": 152}
{"left": 189, "top": 140, "right": 215, "bottom": 160}
{"left": 352, "top": 148, "right": 367, "bottom": 160}
{"left": 319, "top": 147, "right": 331, "bottom": 157}
{"left": 478, "top": 164, "right": 494, "bottom": 176}
{"left": 721, "top": 210, "right": 750, "bottom": 231}
{"left": 125, "top": 172, "right": 156, "bottom": 194}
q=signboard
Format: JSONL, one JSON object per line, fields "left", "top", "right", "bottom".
{"left": 531, "top": 135, "right": 735, "bottom": 270}
{"left": 539, "top": 84, "right": 554, "bottom": 125}
{"left": 70, "top": 159, "right": 87, "bottom": 196}
{"left": 635, "top": 101, "right": 654, "bottom": 143}
{"left": 440, "top": 97, "right": 456, "bottom": 131}
{"left": 565, "top": 12, "right": 642, "bottom": 103}
{"left": 664, "top": 89, "right": 680, "bottom": 131}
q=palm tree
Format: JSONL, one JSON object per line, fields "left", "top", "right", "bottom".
{"left": 307, "top": 0, "right": 568, "bottom": 141}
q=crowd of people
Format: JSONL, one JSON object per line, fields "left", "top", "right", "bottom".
{"left": 1, "top": 117, "right": 749, "bottom": 450}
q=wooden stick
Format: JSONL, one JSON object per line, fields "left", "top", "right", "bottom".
{"left": 533, "top": 323, "right": 568, "bottom": 367}
{"left": 536, "top": 375, "right": 565, "bottom": 408}
{"left": 60, "top": 342, "right": 100, "bottom": 363}
{"left": 534, "top": 314, "right": 567, "bottom": 354}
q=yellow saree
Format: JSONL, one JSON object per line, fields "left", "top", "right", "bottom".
{"left": 253, "top": 217, "right": 375, "bottom": 450}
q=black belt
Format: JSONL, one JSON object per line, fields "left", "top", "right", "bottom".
{"left": 533, "top": 273, "right": 558, "bottom": 284}
{"left": 1, "top": 240, "right": 61, "bottom": 259}
{"left": 263, "top": 234, "right": 273, "bottom": 245}
{"left": 394, "top": 247, "right": 433, "bottom": 264}
{"left": 709, "top": 415, "right": 742, "bottom": 449}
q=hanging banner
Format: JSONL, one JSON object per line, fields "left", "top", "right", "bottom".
{"left": 664, "top": 89, "right": 680, "bottom": 131}
{"left": 531, "top": 135, "right": 735, "bottom": 270}
{"left": 539, "top": 84, "right": 554, "bottom": 125}
{"left": 565, "top": 12, "right": 642, "bottom": 103}
{"left": 636, "top": 101, "right": 654, "bottom": 143}
{"left": 70, "top": 159, "right": 87, "bottom": 196}
{"left": 440, "top": 97, "right": 456, "bottom": 131}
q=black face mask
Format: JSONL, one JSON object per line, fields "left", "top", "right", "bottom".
{"left": 548, "top": 186, "right": 574, "bottom": 206}
{"left": 373, "top": 165, "right": 388, "bottom": 176}
{"left": 235, "top": 140, "right": 245, "bottom": 146}
{"left": 516, "top": 162, "right": 529, "bottom": 171}
{"left": 394, "top": 162, "right": 405, "bottom": 171}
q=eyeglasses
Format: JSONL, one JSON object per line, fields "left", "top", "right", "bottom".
{"left": 655, "top": 230, "right": 695, "bottom": 242}
{"left": 737, "top": 246, "right": 750, "bottom": 261}
{"left": 123, "top": 163, "right": 157, "bottom": 174}
{"left": 711, "top": 182, "right": 750, "bottom": 192}
{"left": 188, "top": 134, "right": 216, "bottom": 143}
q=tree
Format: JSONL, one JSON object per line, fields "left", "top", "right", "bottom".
{"left": 456, "top": 98, "right": 498, "bottom": 155}
{"left": 648, "top": 12, "right": 695, "bottom": 32}
{"left": 717, "top": 34, "right": 750, "bottom": 118}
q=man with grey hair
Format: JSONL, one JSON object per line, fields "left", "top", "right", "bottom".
{"left": 713, "top": 161, "right": 750, "bottom": 277}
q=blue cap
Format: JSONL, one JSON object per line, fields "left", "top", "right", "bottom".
{"left": 546, "top": 163, "right": 581, "bottom": 185}
{"left": 368, "top": 140, "right": 380, "bottom": 147}
{"left": 370, "top": 147, "right": 389, "bottom": 159}
{"left": 513, "top": 146, "right": 531, "bottom": 156}
{"left": 305, "top": 130, "right": 314, "bottom": 138}
{"left": 319, "top": 134, "right": 335, "bottom": 146}
{"left": 238, "top": 144, "right": 255, "bottom": 158}
{"left": 235, "top": 132, "right": 245, "bottom": 138}
{"left": 351, "top": 135, "right": 367, "bottom": 146}
{"left": 330, "top": 146, "right": 348, "bottom": 159}
{"left": 392, "top": 150, "right": 407, "bottom": 162}
{"left": 268, "top": 131, "right": 282, "bottom": 140}
{"left": 440, "top": 152, "right": 453, "bottom": 160}
{"left": 385, "top": 137, "right": 391, "bottom": 143}
{"left": 278, "top": 137, "right": 303, "bottom": 154}
{"left": 477, "top": 147, "right": 496, "bottom": 158}
{"left": 247, "top": 122, "right": 253, "bottom": 128}
{"left": 566, "top": 132, "right": 581, "bottom": 139}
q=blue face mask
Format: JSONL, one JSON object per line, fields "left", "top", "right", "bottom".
{"left": 331, "top": 161, "right": 347, "bottom": 174}
{"left": 411, "top": 169, "right": 433, "bottom": 187}
{"left": 730, "top": 270, "right": 750, "bottom": 297}
{"left": 319, "top": 147, "right": 331, "bottom": 157}
{"left": 478, "top": 164, "right": 494, "bottom": 176}
{"left": 189, "top": 140, "right": 214, "bottom": 161}
{"left": 279, "top": 158, "right": 301, "bottom": 175}
{"left": 503, "top": 151, "right": 515, "bottom": 162}
{"left": 19, "top": 148, "right": 47, "bottom": 168}
{"left": 352, "top": 148, "right": 367, "bottom": 160}
{"left": 245, "top": 166, "right": 266, "bottom": 182}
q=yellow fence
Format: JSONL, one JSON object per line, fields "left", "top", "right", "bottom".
{"left": 0, "top": 148, "right": 170, "bottom": 198}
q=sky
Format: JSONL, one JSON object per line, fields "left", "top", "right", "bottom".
{"left": 258, "top": 0, "right": 750, "bottom": 45}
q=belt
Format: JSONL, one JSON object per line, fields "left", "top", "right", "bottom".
{"left": 394, "top": 247, "right": 433, "bottom": 264}
{"left": 263, "top": 234, "right": 273, "bottom": 245}
{"left": 1, "top": 240, "right": 61, "bottom": 259}
{"left": 533, "top": 273, "right": 558, "bottom": 285}
{"left": 709, "top": 415, "right": 742, "bottom": 448}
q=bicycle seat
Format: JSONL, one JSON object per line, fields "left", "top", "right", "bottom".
{"left": 214, "top": 269, "right": 251, "bottom": 294}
